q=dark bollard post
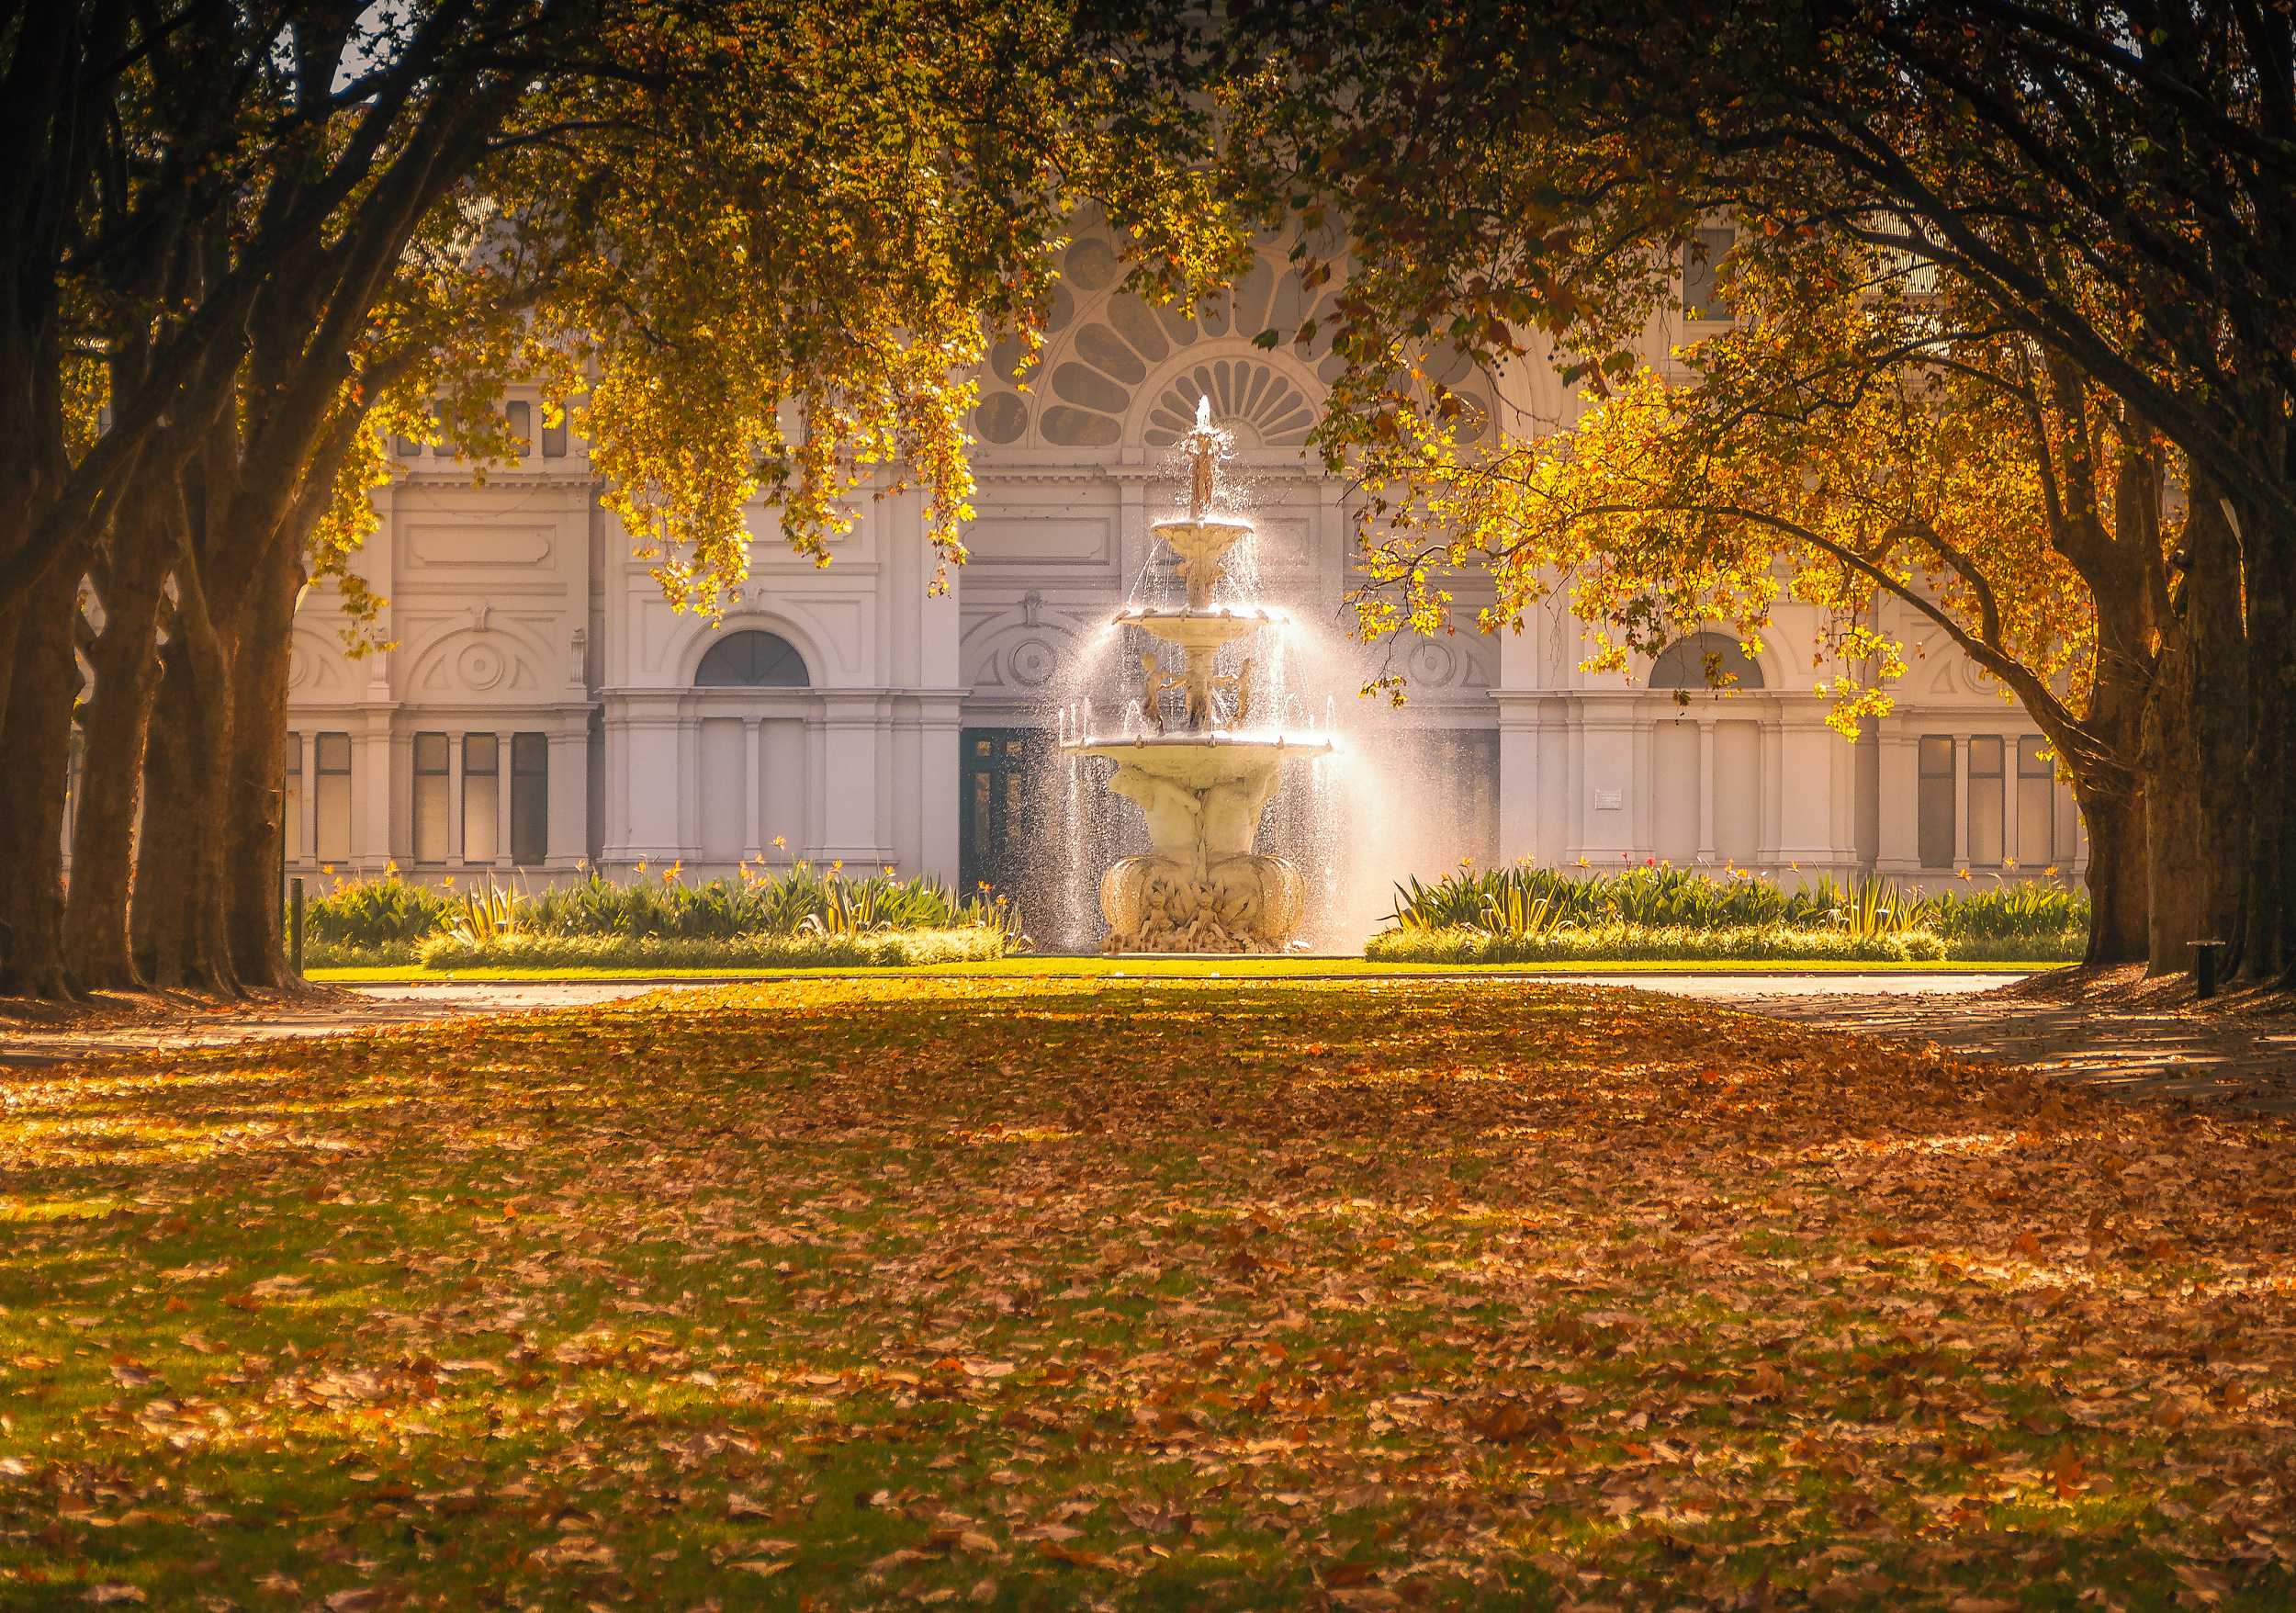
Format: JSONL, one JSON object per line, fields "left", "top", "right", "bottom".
{"left": 2188, "top": 939, "right": 2224, "bottom": 1000}
{"left": 291, "top": 877, "right": 305, "bottom": 977}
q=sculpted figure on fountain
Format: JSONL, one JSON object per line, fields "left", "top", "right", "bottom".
{"left": 1138, "top": 654, "right": 1185, "bottom": 734}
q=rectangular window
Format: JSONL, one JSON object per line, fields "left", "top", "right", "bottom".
{"left": 412, "top": 732, "right": 451, "bottom": 863}
{"left": 315, "top": 732, "right": 352, "bottom": 863}
{"left": 541, "top": 406, "right": 568, "bottom": 458}
{"left": 2018, "top": 736, "right": 2056, "bottom": 869}
{"left": 463, "top": 732, "right": 499, "bottom": 863}
{"left": 284, "top": 732, "right": 303, "bottom": 863}
{"left": 512, "top": 733, "right": 548, "bottom": 866}
{"left": 1917, "top": 735, "right": 1955, "bottom": 869}
{"left": 1683, "top": 226, "right": 1736, "bottom": 321}
{"left": 392, "top": 433, "right": 425, "bottom": 457}
{"left": 503, "top": 400, "right": 532, "bottom": 457}
{"left": 1968, "top": 735, "right": 2005, "bottom": 865}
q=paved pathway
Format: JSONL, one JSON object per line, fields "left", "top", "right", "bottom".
{"left": 0, "top": 973, "right": 2012, "bottom": 1069}
{"left": 1729, "top": 987, "right": 2296, "bottom": 1116}
{"left": 0, "top": 982, "right": 666, "bottom": 1069}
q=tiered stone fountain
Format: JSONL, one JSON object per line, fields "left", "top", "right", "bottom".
{"left": 1060, "top": 400, "right": 1334, "bottom": 952}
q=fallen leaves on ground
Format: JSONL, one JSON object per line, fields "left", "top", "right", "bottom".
{"left": 1, "top": 976, "right": 2293, "bottom": 1611}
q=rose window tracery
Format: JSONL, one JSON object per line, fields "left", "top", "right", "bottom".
{"left": 971, "top": 237, "right": 1496, "bottom": 451}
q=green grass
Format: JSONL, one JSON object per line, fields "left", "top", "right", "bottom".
{"left": 4, "top": 976, "right": 2289, "bottom": 1610}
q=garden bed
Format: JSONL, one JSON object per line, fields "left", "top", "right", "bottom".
{"left": 411, "top": 926, "right": 1007, "bottom": 970}
{"left": 1367, "top": 921, "right": 1951, "bottom": 964}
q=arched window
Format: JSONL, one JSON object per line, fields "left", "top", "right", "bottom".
{"left": 1649, "top": 632, "right": 1763, "bottom": 692}
{"left": 695, "top": 630, "right": 809, "bottom": 687}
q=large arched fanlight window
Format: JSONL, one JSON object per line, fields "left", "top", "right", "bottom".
{"left": 974, "top": 239, "right": 1356, "bottom": 449}
{"left": 694, "top": 630, "right": 810, "bottom": 687}
{"left": 1649, "top": 632, "right": 1763, "bottom": 691}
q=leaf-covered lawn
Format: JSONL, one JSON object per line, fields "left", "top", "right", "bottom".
{"left": 3, "top": 978, "right": 2292, "bottom": 1612}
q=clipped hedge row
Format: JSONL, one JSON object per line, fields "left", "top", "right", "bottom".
{"left": 1365, "top": 923, "right": 1951, "bottom": 964}
{"left": 1941, "top": 931, "right": 2088, "bottom": 963}
{"left": 411, "top": 926, "right": 1007, "bottom": 971}
{"left": 302, "top": 940, "right": 424, "bottom": 969}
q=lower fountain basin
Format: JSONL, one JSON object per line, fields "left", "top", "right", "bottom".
{"left": 1061, "top": 735, "right": 1334, "bottom": 953}
{"left": 1060, "top": 736, "right": 1331, "bottom": 860}
{"left": 1101, "top": 852, "right": 1303, "bottom": 953}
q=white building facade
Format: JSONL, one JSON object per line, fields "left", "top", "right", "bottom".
{"left": 284, "top": 228, "right": 2085, "bottom": 915}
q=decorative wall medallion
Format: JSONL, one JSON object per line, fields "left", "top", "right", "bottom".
{"left": 1008, "top": 637, "right": 1058, "bottom": 687}
{"left": 456, "top": 640, "right": 507, "bottom": 691}
{"left": 1404, "top": 638, "right": 1458, "bottom": 687}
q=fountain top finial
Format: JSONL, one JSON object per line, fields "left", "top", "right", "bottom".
{"left": 1185, "top": 395, "right": 1219, "bottom": 521}
{"left": 1148, "top": 397, "right": 1250, "bottom": 609}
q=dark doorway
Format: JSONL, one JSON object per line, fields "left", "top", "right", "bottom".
{"left": 959, "top": 728, "right": 1053, "bottom": 916}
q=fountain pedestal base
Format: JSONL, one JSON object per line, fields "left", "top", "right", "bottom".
{"left": 1100, "top": 852, "right": 1304, "bottom": 953}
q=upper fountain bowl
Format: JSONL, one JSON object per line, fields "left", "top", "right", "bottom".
{"left": 1148, "top": 516, "right": 1254, "bottom": 552}
{"left": 1111, "top": 603, "right": 1288, "bottom": 653}
{"left": 1149, "top": 516, "right": 1255, "bottom": 611}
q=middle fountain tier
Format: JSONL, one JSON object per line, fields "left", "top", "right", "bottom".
{"left": 1059, "top": 400, "right": 1334, "bottom": 953}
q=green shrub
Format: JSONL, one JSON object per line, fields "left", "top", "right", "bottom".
{"left": 301, "top": 873, "right": 459, "bottom": 946}
{"left": 1366, "top": 923, "right": 1950, "bottom": 964}
{"left": 413, "top": 927, "right": 1007, "bottom": 971}
{"left": 1384, "top": 864, "right": 2088, "bottom": 942}
{"left": 293, "top": 863, "right": 1029, "bottom": 953}
{"left": 1924, "top": 880, "right": 2091, "bottom": 940}
{"left": 1944, "top": 930, "right": 2088, "bottom": 962}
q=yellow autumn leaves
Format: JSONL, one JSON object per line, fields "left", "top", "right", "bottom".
{"left": 1355, "top": 233, "right": 2114, "bottom": 739}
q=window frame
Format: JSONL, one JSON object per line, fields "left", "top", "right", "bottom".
{"left": 1916, "top": 734, "right": 1956, "bottom": 870}
{"left": 511, "top": 732, "right": 548, "bottom": 867}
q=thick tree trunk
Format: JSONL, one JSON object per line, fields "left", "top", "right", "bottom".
{"left": 2142, "top": 629, "right": 2201, "bottom": 976}
{"left": 0, "top": 564, "right": 84, "bottom": 998}
{"left": 132, "top": 626, "right": 240, "bottom": 995}
{"left": 223, "top": 547, "right": 304, "bottom": 988}
{"left": 2242, "top": 502, "right": 2295, "bottom": 983}
{"left": 2077, "top": 784, "right": 2150, "bottom": 967}
{"left": 60, "top": 500, "right": 175, "bottom": 990}
{"left": 2181, "top": 479, "right": 2252, "bottom": 967}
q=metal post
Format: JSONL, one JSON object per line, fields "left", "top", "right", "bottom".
{"left": 2189, "top": 939, "right": 2224, "bottom": 1000}
{"left": 291, "top": 877, "right": 305, "bottom": 977}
